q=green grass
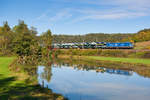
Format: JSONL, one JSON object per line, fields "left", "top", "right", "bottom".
{"left": 0, "top": 57, "right": 25, "bottom": 86}
{"left": 0, "top": 57, "right": 16, "bottom": 77}
{"left": 0, "top": 57, "right": 65, "bottom": 100}
{"left": 86, "top": 56, "right": 150, "bottom": 65}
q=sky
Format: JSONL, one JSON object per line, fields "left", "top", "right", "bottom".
{"left": 1, "top": 0, "right": 150, "bottom": 35}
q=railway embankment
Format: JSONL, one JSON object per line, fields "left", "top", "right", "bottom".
{"left": 56, "top": 49, "right": 150, "bottom": 65}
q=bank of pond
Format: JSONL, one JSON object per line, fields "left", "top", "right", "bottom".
{"left": 59, "top": 55, "right": 150, "bottom": 65}
{"left": 56, "top": 49, "right": 150, "bottom": 59}
{"left": 0, "top": 57, "right": 66, "bottom": 100}
{"left": 1, "top": 57, "right": 150, "bottom": 100}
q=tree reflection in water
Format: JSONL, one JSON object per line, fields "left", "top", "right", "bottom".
{"left": 38, "top": 61, "right": 53, "bottom": 88}
{"left": 52, "top": 58, "right": 150, "bottom": 78}
{"left": 52, "top": 63, "right": 133, "bottom": 76}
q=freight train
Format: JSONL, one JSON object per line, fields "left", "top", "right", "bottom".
{"left": 52, "top": 42, "right": 134, "bottom": 49}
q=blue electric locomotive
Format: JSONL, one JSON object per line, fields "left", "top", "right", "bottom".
{"left": 105, "top": 42, "right": 133, "bottom": 49}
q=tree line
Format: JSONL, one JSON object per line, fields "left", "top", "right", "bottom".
{"left": 53, "top": 33, "right": 134, "bottom": 43}
{"left": 53, "top": 29, "right": 150, "bottom": 43}
{"left": 0, "top": 20, "right": 53, "bottom": 64}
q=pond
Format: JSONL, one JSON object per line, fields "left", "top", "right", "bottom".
{"left": 37, "top": 59, "right": 150, "bottom": 100}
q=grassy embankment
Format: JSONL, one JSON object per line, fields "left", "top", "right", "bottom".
{"left": 87, "top": 56, "right": 150, "bottom": 65}
{"left": 0, "top": 57, "right": 65, "bottom": 100}
{"left": 59, "top": 55, "right": 150, "bottom": 65}
{"left": 60, "top": 55, "right": 150, "bottom": 65}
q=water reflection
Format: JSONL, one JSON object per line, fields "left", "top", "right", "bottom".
{"left": 38, "top": 66, "right": 52, "bottom": 88}
{"left": 37, "top": 60, "right": 150, "bottom": 100}
{"left": 105, "top": 68, "right": 133, "bottom": 76}
{"left": 53, "top": 63, "right": 133, "bottom": 76}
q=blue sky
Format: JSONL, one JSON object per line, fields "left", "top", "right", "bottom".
{"left": 1, "top": 0, "right": 150, "bottom": 35}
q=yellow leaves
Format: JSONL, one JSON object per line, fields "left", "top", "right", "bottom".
{"left": 145, "top": 46, "right": 150, "bottom": 50}
{"left": 133, "top": 29, "right": 150, "bottom": 42}
{"left": 0, "top": 27, "right": 2, "bottom": 34}
{"left": 130, "top": 40, "right": 134, "bottom": 43}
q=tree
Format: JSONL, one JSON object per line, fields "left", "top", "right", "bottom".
{"left": 13, "top": 32, "right": 34, "bottom": 56}
{"left": 30, "top": 26, "right": 37, "bottom": 36}
{"left": 132, "top": 29, "right": 150, "bottom": 42}
{"left": 0, "top": 21, "right": 13, "bottom": 55}
{"left": 43, "top": 29, "right": 52, "bottom": 48}
{"left": 13, "top": 20, "right": 29, "bottom": 34}
{"left": 11, "top": 20, "right": 41, "bottom": 64}
{"left": 41, "top": 29, "right": 53, "bottom": 59}
{"left": 2, "top": 21, "right": 11, "bottom": 32}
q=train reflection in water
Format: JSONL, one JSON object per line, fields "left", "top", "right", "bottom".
{"left": 52, "top": 63, "right": 133, "bottom": 76}
{"left": 105, "top": 68, "right": 133, "bottom": 76}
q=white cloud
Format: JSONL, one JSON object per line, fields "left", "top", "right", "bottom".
{"left": 35, "top": 0, "right": 150, "bottom": 23}
{"left": 34, "top": 9, "right": 72, "bottom": 23}
{"left": 68, "top": 0, "right": 150, "bottom": 22}
{"left": 73, "top": 9, "right": 147, "bottom": 21}
{"left": 48, "top": 10, "right": 72, "bottom": 22}
{"left": 75, "top": 0, "right": 150, "bottom": 9}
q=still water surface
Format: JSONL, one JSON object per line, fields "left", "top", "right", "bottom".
{"left": 37, "top": 61, "right": 150, "bottom": 100}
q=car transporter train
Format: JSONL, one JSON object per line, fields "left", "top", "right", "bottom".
{"left": 52, "top": 42, "right": 134, "bottom": 49}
